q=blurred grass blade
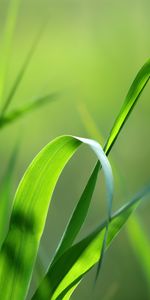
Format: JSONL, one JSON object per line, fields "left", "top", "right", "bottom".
{"left": 0, "top": 93, "right": 57, "bottom": 128}
{"left": 104, "top": 58, "right": 150, "bottom": 155}
{"left": 0, "top": 0, "right": 21, "bottom": 105}
{"left": 0, "top": 144, "right": 18, "bottom": 249}
{"left": 32, "top": 186, "right": 150, "bottom": 300}
{"left": 77, "top": 102, "right": 104, "bottom": 143}
{"left": 1, "top": 18, "right": 48, "bottom": 115}
{"left": 0, "top": 135, "right": 112, "bottom": 300}
{"left": 126, "top": 215, "right": 150, "bottom": 287}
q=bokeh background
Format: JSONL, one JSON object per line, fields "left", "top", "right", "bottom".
{"left": 0, "top": 0, "right": 150, "bottom": 299}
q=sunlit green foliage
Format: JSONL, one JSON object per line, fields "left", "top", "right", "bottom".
{"left": 0, "top": 1, "right": 150, "bottom": 300}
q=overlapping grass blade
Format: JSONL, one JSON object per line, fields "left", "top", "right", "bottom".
{"left": 32, "top": 58, "right": 150, "bottom": 295}
{"left": 0, "top": 135, "right": 112, "bottom": 300}
{"left": 0, "top": 0, "right": 21, "bottom": 104}
{"left": 0, "top": 93, "right": 57, "bottom": 128}
{"left": 0, "top": 144, "right": 18, "bottom": 249}
{"left": 78, "top": 99, "right": 150, "bottom": 287}
{"left": 50, "top": 162, "right": 100, "bottom": 266}
{"left": 50, "top": 136, "right": 113, "bottom": 268}
{"left": 32, "top": 186, "right": 150, "bottom": 300}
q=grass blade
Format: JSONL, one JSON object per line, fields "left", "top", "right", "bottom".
{"left": 50, "top": 162, "right": 100, "bottom": 266}
{"left": 32, "top": 58, "right": 150, "bottom": 293}
{"left": 0, "top": 144, "right": 18, "bottom": 248}
{"left": 32, "top": 186, "right": 150, "bottom": 300}
{"left": 0, "top": 0, "right": 21, "bottom": 105}
{"left": 0, "top": 135, "right": 112, "bottom": 300}
{"left": 0, "top": 93, "right": 57, "bottom": 128}
{"left": 104, "top": 58, "right": 150, "bottom": 155}
{"left": 1, "top": 17, "right": 48, "bottom": 116}
{"left": 50, "top": 136, "right": 113, "bottom": 270}
{"left": 78, "top": 99, "right": 150, "bottom": 290}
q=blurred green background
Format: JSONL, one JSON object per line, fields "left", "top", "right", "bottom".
{"left": 0, "top": 0, "right": 150, "bottom": 299}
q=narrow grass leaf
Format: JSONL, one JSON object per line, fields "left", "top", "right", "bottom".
{"left": 0, "top": 143, "right": 18, "bottom": 248}
{"left": 0, "top": 0, "right": 21, "bottom": 105}
{"left": 51, "top": 137, "right": 113, "bottom": 269}
{"left": 77, "top": 99, "right": 150, "bottom": 289}
{"left": 1, "top": 18, "right": 48, "bottom": 115}
{"left": 0, "top": 93, "right": 57, "bottom": 128}
{"left": 0, "top": 135, "right": 112, "bottom": 300}
{"left": 104, "top": 58, "right": 150, "bottom": 155}
{"left": 32, "top": 186, "right": 150, "bottom": 300}
{"left": 33, "top": 58, "right": 150, "bottom": 293}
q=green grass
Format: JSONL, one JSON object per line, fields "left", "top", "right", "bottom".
{"left": 0, "top": 1, "right": 150, "bottom": 299}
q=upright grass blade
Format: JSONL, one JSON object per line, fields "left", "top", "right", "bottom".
{"left": 77, "top": 98, "right": 150, "bottom": 288}
{"left": 104, "top": 58, "right": 150, "bottom": 155}
{"left": 1, "top": 18, "right": 48, "bottom": 116}
{"left": 0, "top": 143, "right": 18, "bottom": 249}
{"left": 0, "top": 135, "right": 113, "bottom": 300}
{"left": 32, "top": 186, "right": 150, "bottom": 300}
{"left": 34, "top": 58, "right": 150, "bottom": 291}
{"left": 0, "top": 0, "right": 21, "bottom": 105}
{"left": 0, "top": 93, "right": 57, "bottom": 128}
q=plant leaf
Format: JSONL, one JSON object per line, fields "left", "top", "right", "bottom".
{"left": 0, "top": 143, "right": 18, "bottom": 248}
{"left": 0, "top": 93, "right": 57, "bottom": 128}
{"left": 0, "top": 135, "right": 113, "bottom": 300}
{"left": 104, "top": 58, "right": 150, "bottom": 155}
{"left": 1, "top": 19, "right": 48, "bottom": 115}
{"left": 32, "top": 186, "right": 150, "bottom": 300}
{"left": 0, "top": 0, "right": 21, "bottom": 105}
{"left": 33, "top": 58, "right": 150, "bottom": 295}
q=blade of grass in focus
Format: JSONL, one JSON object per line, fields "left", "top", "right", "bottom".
{"left": 0, "top": 57, "right": 149, "bottom": 300}
{"left": 77, "top": 99, "right": 150, "bottom": 291}
{"left": 0, "top": 144, "right": 18, "bottom": 249}
{"left": 35, "top": 58, "right": 150, "bottom": 290}
{"left": 32, "top": 186, "right": 150, "bottom": 300}
{"left": 0, "top": 0, "right": 21, "bottom": 105}
{"left": 104, "top": 58, "right": 150, "bottom": 155}
{"left": 0, "top": 135, "right": 113, "bottom": 300}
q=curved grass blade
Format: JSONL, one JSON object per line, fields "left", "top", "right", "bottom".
{"left": 0, "top": 135, "right": 112, "bottom": 300}
{"left": 0, "top": 93, "right": 57, "bottom": 128}
{"left": 0, "top": 143, "right": 18, "bottom": 249}
{"left": 77, "top": 99, "right": 150, "bottom": 289}
{"left": 32, "top": 186, "right": 150, "bottom": 300}
{"left": 50, "top": 137, "right": 113, "bottom": 268}
{"left": 50, "top": 59, "right": 150, "bottom": 278}
{"left": 0, "top": 0, "right": 21, "bottom": 105}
